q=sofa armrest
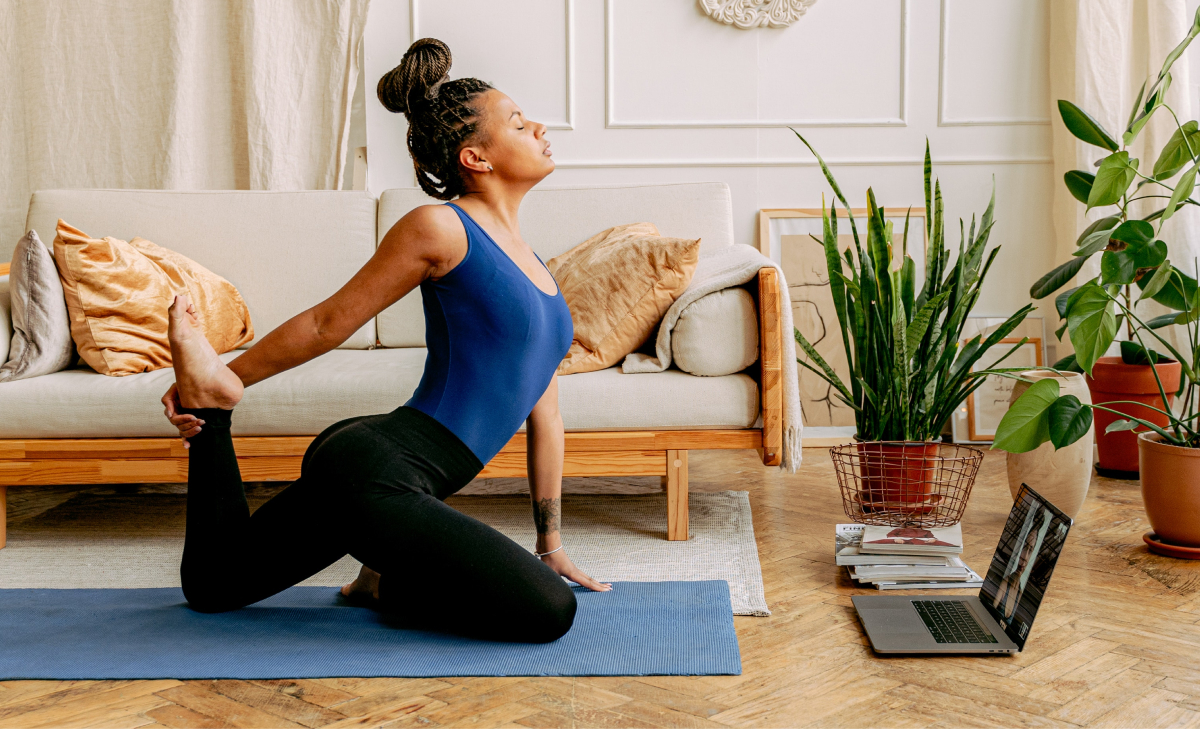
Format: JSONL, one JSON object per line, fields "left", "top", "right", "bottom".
{"left": 757, "top": 267, "right": 782, "bottom": 466}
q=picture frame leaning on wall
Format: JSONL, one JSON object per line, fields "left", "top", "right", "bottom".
{"left": 758, "top": 207, "right": 927, "bottom": 446}
{"left": 951, "top": 317, "right": 1047, "bottom": 443}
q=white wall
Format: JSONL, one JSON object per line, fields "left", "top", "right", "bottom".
{"left": 364, "top": 0, "right": 1054, "bottom": 317}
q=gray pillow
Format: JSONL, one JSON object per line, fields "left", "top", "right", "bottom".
{"left": 672, "top": 287, "right": 759, "bottom": 377}
{"left": 0, "top": 230, "right": 75, "bottom": 382}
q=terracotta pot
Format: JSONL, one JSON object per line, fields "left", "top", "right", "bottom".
{"left": 1139, "top": 432, "right": 1200, "bottom": 548}
{"left": 1086, "top": 356, "right": 1181, "bottom": 473}
{"left": 1006, "top": 370, "right": 1093, "bottom": 519}
{"left": 856, "top": 441, "right": 939, "bottom": 512}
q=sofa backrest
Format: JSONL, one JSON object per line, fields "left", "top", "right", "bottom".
{"left": 26, "top": 190, "right": 378, "bottom": 349}
{"left": 375, "top": 182, "right": 735, "bottom": 348}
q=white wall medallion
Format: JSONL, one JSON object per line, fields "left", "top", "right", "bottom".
{"left": 698, "top": 0, "right": 819, "bottom": 29}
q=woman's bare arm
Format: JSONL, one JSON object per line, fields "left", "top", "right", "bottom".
{"left": 526, "top": 374, "right": 612, "bottom": 592}
{"left": 164, "top": 204, "right": 465, "bottom": 434}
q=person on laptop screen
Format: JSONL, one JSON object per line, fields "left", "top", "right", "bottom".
{"left": 985, "top": 492, "right": 1070, "bottom": 638}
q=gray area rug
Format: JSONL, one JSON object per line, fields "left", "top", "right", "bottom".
{"left": 0, "top": 490, "right": 769, "bottom": 616}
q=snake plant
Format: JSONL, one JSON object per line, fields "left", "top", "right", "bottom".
{"left": 792, "top": 133, "right": 1034, "bottom": 442}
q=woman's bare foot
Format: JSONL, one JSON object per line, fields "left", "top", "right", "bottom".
{"left": 341, "top": 565, "right": 381, "bottom": 602}
{"left": 168, "top": 295, "right": 244, "bottom": 410}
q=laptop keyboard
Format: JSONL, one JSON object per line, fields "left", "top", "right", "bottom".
{"left": 913, "top": 601, "right": 998, "bottom": 644}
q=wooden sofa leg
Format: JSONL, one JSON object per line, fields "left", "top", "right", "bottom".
{"left": 666, "top": 450, "right": 689, "bottom": 541}
{"left": 0, "top": 485, "right": 6, "bottom": 549}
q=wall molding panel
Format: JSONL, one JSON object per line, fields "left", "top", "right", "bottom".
{"left": 410, "top": 0, "right": 576, "bottom": 130}
{"left": 937, "top": 0, "right": 1050, "bottom": 127}
{"left": 604, "top": 0, "right": 909, "bottom": 129}
{"left": 553, "top": 156, "right": 1053, "bottom": 169}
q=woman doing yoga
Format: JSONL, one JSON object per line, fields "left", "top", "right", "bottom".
{"left": 160, "top": 37, "right": 610, "bottom": 644}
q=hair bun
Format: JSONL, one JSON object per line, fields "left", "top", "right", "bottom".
{"left": 377, "top": 37, "right": 453, "bottom": 116}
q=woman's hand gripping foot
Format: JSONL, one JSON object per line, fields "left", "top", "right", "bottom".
{"left": 160, "top": 295, "right": 244, "bottom": 447}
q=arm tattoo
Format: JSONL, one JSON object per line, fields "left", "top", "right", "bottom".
{"left": 532, "top": 497, "right": 561, "bottom": 535}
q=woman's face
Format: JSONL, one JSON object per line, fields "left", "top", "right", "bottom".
{"left": 462, "top": 89, "right": 553, "bottom": 185}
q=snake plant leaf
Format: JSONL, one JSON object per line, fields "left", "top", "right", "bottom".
{"left": 1048, "top": 395, "right": 1093, "bottom": 450}
{"left": 1073, "top": 215, "right": 1121, "bottom": 257}
{"left": 1153, "top": 120, "right": 1200, "bottom": 179}
{"left": 904, "top": 291, "right": 950, "bottom": 357}
{"left": 1031, "top": 257, "right": 1088, "bottom": 299}
{"left": 1137, "top": 266, "right": 1199, "bottom": 310}
{"left": 1065, "top": 283, "right": 1118, "bottom": 374}
{"left": 1059, "top": 100, "right": 1119, "bottom": 151}
{"left": 1139, "top": 261, "right": 1174, "bottom": 301}
{"left": 793, "top": 328, "right": 853, "bottom": 403}
{"left": 1164, "top": 163, "right": 1198, "bottom": 223}
{"left": 1088, "top": 152, "right": 1138, "bottom": 209}
{"left": 1064, "top": 171, "right": 1095, "bottom": 204}
{"left": 1105, "top": 419, "right": 1141, "bottom": 434}
{"left": 993, "top": 378, "right": 1060, "bottom": 453}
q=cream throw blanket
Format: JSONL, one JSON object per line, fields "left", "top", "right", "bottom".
{"left": 623, "top": 244, "right": 803, "bottom": 472}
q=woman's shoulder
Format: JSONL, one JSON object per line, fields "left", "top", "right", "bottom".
{"left": 379, "top": 204, "right": 468, "bottom": 272}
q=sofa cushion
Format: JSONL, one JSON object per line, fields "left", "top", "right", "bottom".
{"left": 549, "top": 223, "right": 700, "bottom": 375}
{"left": 1, "top": 231, "right": 75, "bottom": 382}
{"left": 26, "top": 190, "right": 377, "bottom": 349}
{"left": 0, "top": 275, "right": 11, "bottom": 368}
{"left": 53, "top": 221, "right": 254, "bottom": 377}
{"left": 375, "top": 183, "right": 735, "bottom": 348}
{"left": 0, "top": 351, "right": 759, "bottom": 439}
{"left": 672, "top": 287, "right": 759, "bottom": 377}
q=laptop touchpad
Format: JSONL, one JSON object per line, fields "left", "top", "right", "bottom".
{"left": 872, "top": 609, "right": 930, "bottom": 634}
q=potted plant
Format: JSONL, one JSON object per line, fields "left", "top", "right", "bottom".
{"left": 1018, "top": 8, "right": 1200, "bottom": 476}
{"left": 995, "top": 8, "right": 1200, "bottom": 555}
{"left": 793, "top": 134, "right": 1033, "bottom": 522}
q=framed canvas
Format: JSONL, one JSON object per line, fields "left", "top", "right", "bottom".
{"left": 950, "top": 317, "right": 1047, "bottom": 443}
{"left": 759, "top": 208, "right": 927, "bottom": 444}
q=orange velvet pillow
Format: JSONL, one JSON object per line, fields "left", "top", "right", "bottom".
{"left": 52, "top": 220, "right": 253, "bottom": 376}
{"left": 547, "top": 222, "right": 699, "bottom": 375}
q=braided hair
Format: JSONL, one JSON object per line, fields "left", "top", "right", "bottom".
{"left": 377, "top": 38, "right": 493, "bottom": 200}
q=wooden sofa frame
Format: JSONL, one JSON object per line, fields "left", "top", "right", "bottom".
{"left": 0, "top": 266, "right": 782, "bottom": 546}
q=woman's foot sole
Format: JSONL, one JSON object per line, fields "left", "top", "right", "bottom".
{"left": 168, "top": 295, "right": 244, "bottom": 410}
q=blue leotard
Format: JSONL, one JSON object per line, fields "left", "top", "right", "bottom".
{"left": 404, "top": 202, "right": 574, "bottom": 465}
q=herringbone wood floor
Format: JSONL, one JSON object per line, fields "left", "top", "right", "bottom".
{"left": 3, "top": 447, "right": 1200, "bottom": 728}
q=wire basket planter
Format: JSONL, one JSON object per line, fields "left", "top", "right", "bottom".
{"left": 831, "top": 441, "right": 984, "bottom": 527}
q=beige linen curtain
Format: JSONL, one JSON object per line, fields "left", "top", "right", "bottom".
{"left": 0, "top": 0, "right": 370, "bottom": 261}
{"left": 1050, "top": 0, "right": 1200, "bottom": 352}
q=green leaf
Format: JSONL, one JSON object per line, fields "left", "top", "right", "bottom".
{"left": 1147, "top": 312, "right": 1180, "bottom": 329}
{"left": 794, "top": 328, "right": 854, "bottom": 404}
{"left": 1052, "top": 354, "right": 1083, "bottom": 373}
{"left": 904, "top": 291, "right": 949, "bottom": 357}
{"left": 1048, "top": 395, "right": 1093, "bottom": 450}
{"left": 1139, "top": 267, "right": 1199, "bottom": 310}
{"left": 1100, "top": 249, "right": 1138, "bottom": 285}
{"left": 1064, "top": 171, "right": 1095, "bottom": 204}
{"left": 1153, "top": 120, "right": 1200, "bottom": 179}
{"left": 1139, "top": 262, "right": 1174, "bottom": 301}
{"left": 993, "top": 378, "right": 1061, "bottom": 453}
{"left": 1125, "top": 72, "right": 1169, "bottom": 146}
{"left": 1105, "top": 419, "right": 1141, "bottom": 434}
{"left": 1058, "top": 100, "right": 1119, "bottom": 151}
{"left": 1120, "top": 340, "right": 1170, "bottom": 365}
{"left": 1065, "top": 282, "right": 1118, "bottom": 374}
{"left": 1056, "top": 286, "right": 1080, "bottom": 318}
{"left": 1088, "top": 152, "right": 1138, "bottom": 209}
{"left": 1031, "top": 257, "right": 1088, "bottom": 299}
{"left": 1109, "top": 220, "right": 1154, "bottom": 246}
{"left": 1074, "top": 215, "right": 1121, "bottom": 257}
{"left": 1165, "top": 163, "right": 1198, "bottom": 223}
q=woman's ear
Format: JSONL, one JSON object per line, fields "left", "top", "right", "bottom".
{"left": 459, "top": 145, "right": 490, "bottom": 174}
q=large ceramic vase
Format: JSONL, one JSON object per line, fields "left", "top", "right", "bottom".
{"left": 1139, "top": 433, "right": 1200, "bottom": 552}
{"left": 1006, "top": 370, "right": 1093, "bottom": 519}
{"left": 1087, "top": 356, "right": 1181, "bottom": 474}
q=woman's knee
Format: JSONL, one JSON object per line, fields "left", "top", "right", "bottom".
{"left": 521, "top": 581, "right": 577, "bottom": 643}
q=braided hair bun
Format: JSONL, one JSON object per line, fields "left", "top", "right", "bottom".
{"left": 377, "top": 38, "right": 494, "bottom": 200}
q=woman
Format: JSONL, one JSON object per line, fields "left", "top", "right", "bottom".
{"left": 160, "top": 37, "right": 610, "bottom": 644}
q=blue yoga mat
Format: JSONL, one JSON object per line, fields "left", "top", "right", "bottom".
{"left": 0, "top": 581, "right": 740, "bottom": 679}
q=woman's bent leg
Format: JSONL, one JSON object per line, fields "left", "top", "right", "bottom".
{"left": 179, "top": 407, "right": 347, "bottom": 612}
{"left": 345, "top": 486, "right": 576, "bottom": 643}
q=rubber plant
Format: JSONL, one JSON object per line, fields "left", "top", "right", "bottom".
{"left": 791, "top": 133, "right": 1034, "bottom": 442}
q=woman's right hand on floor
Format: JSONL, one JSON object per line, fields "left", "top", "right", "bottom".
{"left": 162, "top": 383, "right": 204, "bottom": 446}
{"left": 540, "top": 548, "right": 612, "bottom": 592}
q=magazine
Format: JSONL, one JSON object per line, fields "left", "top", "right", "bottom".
{"left": 834, "top": 524, "right": 951, "bottom": 566}
{"left": 859, "top": 523, "right": 963, "bottom": 555}
{"left": 872, "top": 565, "right": 984, "bottom": 590}
{"left": 851, "top": 557, "right": 973, "bottom": 583}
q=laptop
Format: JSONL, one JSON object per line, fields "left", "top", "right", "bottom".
{"left": 853, "top": 484, "right": 1072, "bottom": 654}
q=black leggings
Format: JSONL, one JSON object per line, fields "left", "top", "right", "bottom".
{"left": 179, "top": 405, "right": 577, "bottom": 643}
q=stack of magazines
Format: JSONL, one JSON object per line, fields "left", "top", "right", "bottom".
{"left": 835, "top": 523, "right": 983, "bottom": 590}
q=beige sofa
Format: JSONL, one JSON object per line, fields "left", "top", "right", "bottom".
{"left": 0, "top": 183, "right": 783, "bottom": 546}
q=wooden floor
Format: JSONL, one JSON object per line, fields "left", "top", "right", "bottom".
{"left": 3, "top": 447, "right": 1200, "bottom": 728}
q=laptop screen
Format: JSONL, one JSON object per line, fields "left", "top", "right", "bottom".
{"left": 978, "top": 484, "right": 1073, "bottom": 651}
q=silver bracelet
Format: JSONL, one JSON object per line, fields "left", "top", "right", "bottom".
{"left": 534, "top": 544, "right": 564, "bottom": 558}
